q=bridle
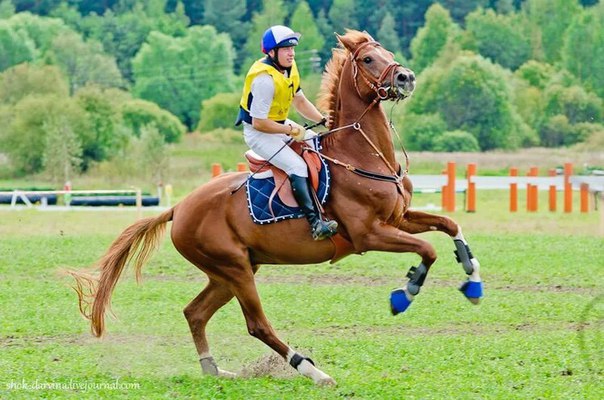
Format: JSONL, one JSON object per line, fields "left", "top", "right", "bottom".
{"left": 350, "top": 41, "right": 403, "bottom": 102}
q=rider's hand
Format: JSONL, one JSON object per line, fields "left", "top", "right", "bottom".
{"left": 322, "top": 115, "right": 333, "bottom": 130}
{"left": 287, "top": 122, "right": 306, "bottom": 142}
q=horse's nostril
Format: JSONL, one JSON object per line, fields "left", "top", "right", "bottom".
{"left": 397, "top": 73, "right": 407, "bottom": 83}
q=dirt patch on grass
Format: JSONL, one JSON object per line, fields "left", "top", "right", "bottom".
{"left": 238, "top": 352, "right": 297, "bottom": 379}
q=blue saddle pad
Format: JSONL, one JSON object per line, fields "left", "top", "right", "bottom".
{"left": 246, "top": 152, "right": 331, "bottom": 225}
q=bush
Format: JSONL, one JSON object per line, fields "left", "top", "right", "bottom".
{"left": 399, "top": 112, "right": 447, "bottom": 151}
{"left": 433, "top": 130, "right": 480, "bottom": 152}
{"left": 197, "top": 92, "right": 240, "bottom": 132}
{"left": 122, "top": 99, "right": 186, "bottom": 143}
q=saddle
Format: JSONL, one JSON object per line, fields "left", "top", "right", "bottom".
{"left": 244, "top": 141, "right": 322, "bottom": 209}
{"left": 244, "top": 139, "right": 356, "bottom": 263}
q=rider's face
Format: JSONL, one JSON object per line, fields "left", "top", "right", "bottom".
{"left": 273, "top": 46, "right": 295, "bottom": 68}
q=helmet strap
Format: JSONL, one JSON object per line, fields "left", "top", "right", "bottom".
{"left": 268, "top": 48, "right": 286, "bottom": 72}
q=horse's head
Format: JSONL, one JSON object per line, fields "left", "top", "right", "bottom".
{"left": 336, "top": 31, "right": 415, "bottom": 102}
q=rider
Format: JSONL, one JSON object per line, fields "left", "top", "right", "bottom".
{"left": 236, "top": 25, "right": 338, "bottom": 241}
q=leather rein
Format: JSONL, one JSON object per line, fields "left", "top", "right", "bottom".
{"left": 311, "top": 40, "right": 410, "bottom": 193}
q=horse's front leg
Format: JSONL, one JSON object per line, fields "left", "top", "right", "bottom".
{"left": 353, "top": 222, "right": 438, "bottom": 315}
{"left": 398, "top": 210, "right": 483, "bottom": 305}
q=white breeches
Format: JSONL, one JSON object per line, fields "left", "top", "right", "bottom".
{"left": 243, "top": 119, "right": 317, "bottom": 178}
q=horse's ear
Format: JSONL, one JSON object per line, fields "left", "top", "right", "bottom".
{"left": 362, "top": 30, "right": 375, "bottom": 42}
{"left": 335, "top": 32, "right": 355, "bottom": 52}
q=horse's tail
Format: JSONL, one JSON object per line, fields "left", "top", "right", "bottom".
{"left": 65, "top": 208, "right": 174, "bottom": 337}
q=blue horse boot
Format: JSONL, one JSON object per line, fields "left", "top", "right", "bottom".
{"left": 459, "top": 280, "right": 483, "bottom": 304}
{"left": 390, "top": 287, "right": 414, "bottom": 315}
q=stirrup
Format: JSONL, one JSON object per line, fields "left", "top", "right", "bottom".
{"left": 311, "top": 220, "right": 338, "bottom": 241}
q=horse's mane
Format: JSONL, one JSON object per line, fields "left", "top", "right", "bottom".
{"left": 317, "top": 30, "right": 374, "bottom": 118}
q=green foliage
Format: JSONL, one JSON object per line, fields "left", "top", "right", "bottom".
{"left": 561, "top": 2, "right": 604, "bottom": 99}
{"left": 539, "top": 114, "right": 577, "bottom": 147}
{"left": 197, "top": 92, "right": 240, "bottom": 133}
{"left": 203, "top": 0, "right": 248, "bottom": 63}
{"left": 0, "top": 63, "right": 68, "bottom": 106}
{"left": 3, "top": 95, "right": 90, "bottom": 175}
{"left": 328, "top": 0, "right": 356, "bottom": 35}
{"left": 243, "top": 0, "right": 287, "bottom": 69}
{"left": 42, "top": 115, "right": 82, "bottom": 183}
{"left": 398, "top": 112, "right": 447, "bottom": 151}
{"left": 377, "top": 12, "right": 401, "bottom": 54}
{"left": 290, "top": 1, "right": 325, "bottom": 75}
{"left": 433, "top": 129, "right": 481, "bottom": 152}
{"left": 5, "top": 11, "right": 70, "bottom": 54}
{"left": 543, "top": 83, "right": 602, "bottom": 125}
{"left": 410, "top": 3, "right": 456, "bottom": 73}
{"left": 135, "top": 124, "right": 171, "bottom": 185}
{"left": 408, "top": 53, "right": 537, "bottom": 150}
{"left": 0, "top": 0, "right": 16, "bottom": 18}
{"left": 464, "top": 8, "right": 531, "bottom": 70}
{"left": 523, "top": 0, "right": 581, "bottom": 63}
{"left": 74, "top": 85, "right": 130, "bottom": 164}
{"left": 46, "top": 30, "right": 123, "bottom": 93}
{"left": 0, "top": 20, "right": 36, "bottom": 72}
{"left": 515, "top": 60, "right": 555, "bottom": 89}
{"left": 132, "top": 25, "right": 235, "bottom": 129}
{"left": 122, "top": 99, "right": 186, "bottom": 143}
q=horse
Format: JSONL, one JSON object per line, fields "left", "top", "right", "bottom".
{"left": 67, "top": 30, "right": 482, "bottom": 386}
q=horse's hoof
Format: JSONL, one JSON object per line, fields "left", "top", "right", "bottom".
{"left": 316, "top": 376, "right": 337, "bottom": 386}
{"left": 217, "top": 369, "right": 237, "bottom": 379}
{"left": 390, "top": 288, "right": 413, "bottom": 315}
{"left": 459, "top": 280, "right": 483, "bottom": 304}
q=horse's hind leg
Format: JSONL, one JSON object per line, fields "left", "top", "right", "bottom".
{"left": 399, "top": 210, "right": 482, "bottom": 303}
{"left": 229, "top": 270, "right": 336, "bottom": 386}
{"left": 183, "top": 279, "right": 236, "bottom": 377}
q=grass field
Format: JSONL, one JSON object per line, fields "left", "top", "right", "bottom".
{"left": 0, "top": 195, "right": 602, "bottom": 399}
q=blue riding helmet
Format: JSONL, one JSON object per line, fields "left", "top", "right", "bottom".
{"left": 261, "top": 25, "right": 301, "bottom": 54}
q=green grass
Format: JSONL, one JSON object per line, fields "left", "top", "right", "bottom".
{"left": 0, "top": 204, "right": 602, "bottom": 399}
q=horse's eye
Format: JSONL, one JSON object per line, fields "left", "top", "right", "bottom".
{"left": 363, "top": 57, "right": 372, "bottom": 64}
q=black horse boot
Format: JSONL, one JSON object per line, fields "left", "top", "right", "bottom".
{"left": 289, "top": 174, "right": 338, "bottom": 240}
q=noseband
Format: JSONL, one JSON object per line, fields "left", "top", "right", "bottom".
{"left": 350, "top": 41, "right": 402, "bottom": 101}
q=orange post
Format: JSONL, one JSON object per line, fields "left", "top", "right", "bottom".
{"left": 441, "top": 169, "right": 448, "bottom": 211}
{"left": 237, "top": 162, "right": 247, "bottom": 172}
{"left": 564, "top": 163, "right": 573, "bottom": 213}
{"left": 510, "top": 167, "right": 518, "bottom": 212}
{"left": 446, "top": 162, "right": 456, "bottom": 212}
{"left": 211, "top": 163, "right": 222, "bottom": 177}
{"left": 466, "top": 163, "right": 476, "bottom": 212}
{"left": 548, "top": 169, "right": 557, "bottom": 212}
{"left": 580, "top": 183, "right": 589, "bottom": 213}
{"left": 527, "top": 167, "right": 538, "bottom": 212}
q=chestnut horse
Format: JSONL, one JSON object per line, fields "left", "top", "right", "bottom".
{"left": 68, "top": 30, "right": 482, "bottom": 386}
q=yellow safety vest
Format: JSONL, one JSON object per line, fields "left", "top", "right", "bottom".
{"left": 239, "top": 58, "right": 300, "bottom": 122}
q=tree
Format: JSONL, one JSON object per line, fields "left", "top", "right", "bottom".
{"left": 523, "top": 0, "right": 581, "bottom": 63}
{"left": 328, "top": 0, "right": 356, "bottom": 34}
{"left": 203, "top": 0, "right": 248, "bottom": 58}
{"left": 132, "top": 25, "right": 235, "bottom": 129}
{"left": 5, "top": 12, "right": 69, "bottom": 54}
{"left": 0, "top": 21, "right": 36, "bottom": 72}
{"left": 438, "top": 0, "right": 489, "bottom": 22}
{"left": 464, "top": 8, "right": 531, "bottom": 70}
{"left": 410, "top": 4, "right": 456, "bottom": 73}
{"left": 136, "top": 124, "right": 170, "bottom": 185}
{"left": 0, "top": 63, "right": 68, "bottom": 106}
{"left": 377, "top": 12, "right": 401, "bottom": 54}
{"left": 290, "top": 1, "right": 325, "bottom": 74}
{"left": 407, "top": 54, "right": 537, "bottom": 150}
{"left": 243, "top": 0, "right": 287, "bottom": 69}
{"left": 561, "top": 2, "right": 604, "bottom": 99}
{"left": 433, "top": 130, "right": 480, "bottom": 152}
{"left": 0, "top": 0, "right": 16, "bottom": 18}
{"left": 47, "top": 30, "right": 124, "bottom": 93}
{"left": 75, "top": 86, "right": 130, "bottom": 165}
{"left": 197, "top": 92, "right": 240, "bottom": 132}
{"left": 42, "top": 115, "right": 82, "bottom": 183}
{"left": 4, "top": 95, "right": 90, "bottom": 174}
{"left": 121, "top": 99, "right": 186, "bottom": 143}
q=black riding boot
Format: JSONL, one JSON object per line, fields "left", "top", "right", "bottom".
{"left": 289, "top": 174, "right": 338, "bottom": 240}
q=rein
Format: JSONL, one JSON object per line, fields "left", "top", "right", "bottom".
{"left": 312, "top": 41, "right": 410, "bottom": 193}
